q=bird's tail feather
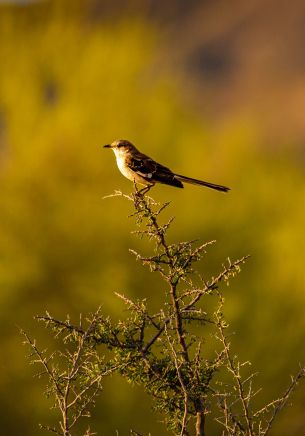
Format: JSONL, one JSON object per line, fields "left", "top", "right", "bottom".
{"left": 175, "top": 174, "right": 230, "bottom": 192}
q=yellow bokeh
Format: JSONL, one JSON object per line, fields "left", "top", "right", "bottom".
{"left": 0, "top": 1, "right": 305, "bottom": 434}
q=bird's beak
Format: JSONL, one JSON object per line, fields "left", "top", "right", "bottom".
{"left": 103, "top": 144, "right": 111, "bottom": 148}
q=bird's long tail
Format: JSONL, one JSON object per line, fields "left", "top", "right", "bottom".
{"left": 174, "top": 174, "right": 230, "bottom": 192}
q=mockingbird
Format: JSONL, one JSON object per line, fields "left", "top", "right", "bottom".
{"left": 104, "top": 139, "right": 229, "bottom": 192}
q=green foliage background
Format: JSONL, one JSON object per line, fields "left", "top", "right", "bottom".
{"left": 0, "top": 1, "right": 304, "bottom": 434}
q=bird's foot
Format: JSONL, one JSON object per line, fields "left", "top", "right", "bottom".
{"left": 138, "top": 185, "right": 152, "bottom": 196}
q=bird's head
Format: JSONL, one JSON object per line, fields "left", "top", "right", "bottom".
{"left": 103, "top": 140, "right": 137, "bottom": 157}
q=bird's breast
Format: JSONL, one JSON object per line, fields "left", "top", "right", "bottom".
{"left": 115, "top": 155, "right": 151, "bottom": 185}
{"left": 116, "top": 156, "right": 132, "bottom": 179}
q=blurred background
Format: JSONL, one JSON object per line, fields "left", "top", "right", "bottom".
{"left": 0, "top": 0, "right": 305, "bottom": 434}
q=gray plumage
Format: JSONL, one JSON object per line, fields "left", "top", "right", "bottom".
{"left": 104, "top": 139, "right": 230, "bottom": 192}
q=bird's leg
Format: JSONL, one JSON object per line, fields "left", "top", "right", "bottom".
{"left": 138, "top": 185, "right": 152, "bottom": 196}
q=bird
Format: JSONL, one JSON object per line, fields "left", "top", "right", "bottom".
{"left": 104, "top": 139, "right": 230, "bottom": 192}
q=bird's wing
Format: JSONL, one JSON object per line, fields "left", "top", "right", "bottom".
{"left": 127, "top": 153, "right": 183, "bottom": 188}
{"left": 127, "top": 155, "right": 171, "bottom": 180}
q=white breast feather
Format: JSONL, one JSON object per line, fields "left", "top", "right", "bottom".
{"left": 115, "top": 154, "right": 151, "bottom": 185}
